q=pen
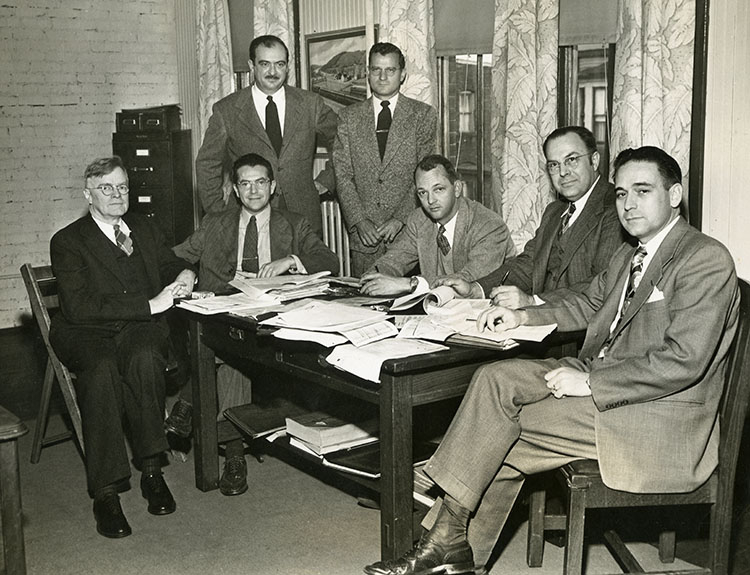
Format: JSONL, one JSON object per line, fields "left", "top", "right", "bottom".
{"left": 500, "top": 270, "right": 510, "bottom": 286}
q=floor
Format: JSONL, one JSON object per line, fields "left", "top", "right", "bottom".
{"left": 16, "top": 415, "right": 750, "bottom": 575}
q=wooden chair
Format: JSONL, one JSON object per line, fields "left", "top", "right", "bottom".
{"left": 20, "top": 263, "right": 84, "bottom": 463}
{"left": 526, "top": 278, "right": 750, "bottom": 575}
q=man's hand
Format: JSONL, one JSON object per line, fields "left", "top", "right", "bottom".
{"left": 174, "top": 269, "right": 197, "bottom": 297}
{"left": 149, "top": 281, "right": 184, "bottom": 315}
{"left": 475, "top": 305, "right": 528, "bottom": 333}
{"left": 356, "top": 220, "right": 381, "bottom": 247}
{"left": 258, "top": 256, "right": 295, "bottom": 278}
{"left": 436, "top": 276, "right": 483, "bottom": 299}
{"left": 360, "top": 272, "right": 411, "bottom": 296}
{"left": 544, "top": 367, "right": 592, "bottom": 399}
{"left": 489, "top": 285, "right": 535, "bottom": 309}
{"left": 377, "top": 219, "right": 404, "bottom": 244}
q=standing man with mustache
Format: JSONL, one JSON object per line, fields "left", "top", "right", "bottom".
{"left": 195, "top": 35, "right": 338, "bottom": 236}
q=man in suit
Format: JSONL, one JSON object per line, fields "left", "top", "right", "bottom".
{"left": 364, "top": 146, "right": 740, "bottom": 575}
{"left": 50, "top": 156, "right": 197, "bottom": 538}
{"left": 333, "top": 42, "right": 438, "bottom": 276}
{"left": 196, "top": 35, "right": 338, "bottom": 235}
{"left": 172, "top": 152, "right": 338, "bottom": 495}
{"left": 442, "top": 126, "right": 627, "bottom": 308}
{"left": 360, "top": 154, "right": 515, "bottom": 297}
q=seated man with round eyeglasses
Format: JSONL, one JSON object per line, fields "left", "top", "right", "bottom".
{"left": 171, "top": 152, "right": 339, "bottom": 495}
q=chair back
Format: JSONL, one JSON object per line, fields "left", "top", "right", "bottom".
{"left": 20, "top": 264, "right": 58, "bottom": 348}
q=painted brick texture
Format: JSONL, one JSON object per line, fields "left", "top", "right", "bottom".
{"left": 0, "top": 0, "right": 180, "bottom": 327}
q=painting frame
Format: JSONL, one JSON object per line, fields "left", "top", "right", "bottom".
{"left": 305, "top": 26, "right": 376, "bottom": 110}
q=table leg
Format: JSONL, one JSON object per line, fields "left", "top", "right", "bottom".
{"left": 0, "top": 439, "right": 26, "bottom": 575}
{"left": 379, "top": 372, "right": 415, "bottom": 560}
{"left": 190, "top": 320, "right": 219, "bottom": 491}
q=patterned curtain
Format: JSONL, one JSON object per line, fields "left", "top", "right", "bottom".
{"left": 197, "top": 0, "right": 234, "bottom": 137}
{"left": 490, "top": 0, "right": 559, "bottom": 251}
{"left": 254, "top": 0, "right": 297, "bottom": 87}
{"left": 610, "top": 0, "right": 695, "bottom": 184}
{"left": 379, "top": 0, "right": 438, "bottom": 107}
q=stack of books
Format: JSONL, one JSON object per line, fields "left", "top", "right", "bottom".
{"left": 285, "top": 412, "right": 379, "bottom": 456}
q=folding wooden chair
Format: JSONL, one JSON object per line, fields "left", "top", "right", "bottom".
{"left": 20, "top": 263, "right": 84, "bottom": 463}
{"left": 526, "top": 278, "right": 750, "bottom": 575}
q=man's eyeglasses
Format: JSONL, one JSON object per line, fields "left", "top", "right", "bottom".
{"left": 237, "top": 178, "right": 271, "bottom": 192}
{"left": 546, "top": 152, "right": 594, "bottom": 175}
{"left": 88, "top": 184, "right": 129, "bottom": 196}
{"left": 368, "top": 66, "right": 400, "bottom": 77}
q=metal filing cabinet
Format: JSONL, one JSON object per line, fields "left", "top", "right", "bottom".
{"left": 112, "top": 129, "right": 195, "bottom": 247}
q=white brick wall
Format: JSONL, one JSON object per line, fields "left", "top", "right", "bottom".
{"left": 0, "top": 0, "right": 180, "bottom": 327}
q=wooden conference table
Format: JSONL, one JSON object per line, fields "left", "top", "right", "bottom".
{"left": 187, "top": 310, "right": 581, "bottom": 561}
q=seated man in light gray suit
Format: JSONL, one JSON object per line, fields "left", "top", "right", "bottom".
{"left": 171, "top": 152, "right": 338, "bottom": 496}
{"left": 360, "top": 154, "right": 515, "bottom": 297}
{"left": 364, "top": 146, "right": 740, "bottom": 575}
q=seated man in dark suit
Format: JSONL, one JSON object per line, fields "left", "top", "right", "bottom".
{"left": 171, "top": 152, "right": 339, "bottom": 495}
{"left": 50, "top": 156, "right": 197, "bottom": 538}
{"left": 442, "top": 125, "right": 627, "bottom": 308}
{"left": 360, "top": 154, "right": 515, "bottom": 297}
{"left": 364, "top": 146, "right": 740, "bottom": 575}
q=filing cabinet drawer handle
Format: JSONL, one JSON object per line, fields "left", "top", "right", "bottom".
{"left": 228, "top": 326, "right": 245, "bottom": 341}
{"left": 132, "top": 166, "right": 154, "bottom": 172}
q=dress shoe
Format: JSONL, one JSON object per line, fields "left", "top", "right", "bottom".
{"left": 219, "top": 455, "right": 248, "bottom": 496}
{"left": 93, "top": 493, "right": 132, "bottom": 538}
{"left": 165, "top": 399, "right": 193, "bottom": 438}
{"left": 363, "top": 534, "right": 474, "bottom": 575}
{"left": 140, "top": 473, "right": 176, "bottom": 515}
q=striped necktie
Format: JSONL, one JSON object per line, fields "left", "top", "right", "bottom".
{"left": 113, "top": 224, "right": 133, "bottom": 256}
{"left": 559, "top": 202, "right": 576, "bottom": 235}
{"left": 619, "top": 245, "right": 647, "bottom": 320}
{"left": 436, "top": 224, "right": 451, "bottom": 256}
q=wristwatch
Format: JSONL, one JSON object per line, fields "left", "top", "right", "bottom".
{"left": 409, "top": 276, "right": 420, "bottom": 293}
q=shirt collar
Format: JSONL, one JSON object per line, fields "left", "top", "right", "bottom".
{"left": 437, "top": 208, "right": 460, "bottom": 245}
{"left": 373, "top": 93, "right": 399, "bottom": 113}
{"left": 90, "top": 213, "right": 130, "bottom": 242}
{"left": 639, "top": 213, "right": 680, "bottom": 266}
{"left": 239, "top": 204, "right": 271, "bottom": 229}
{"left": 252, "top": 83, "right": 285, "bottom": 107}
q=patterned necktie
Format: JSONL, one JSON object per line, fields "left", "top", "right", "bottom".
{"left": 376, "top": 100, "right": 391, "bottom": 160}
{"left": 265, "top": 95, "right": 283, "bottom": 156}
{"left": 559, "top": 202, "right": 576, "bottom": 235}
{"left": 436, "top": 224, "right": 451, "bottom": 256}
{"left": 113, "top": 224, "right": 133, "bottom": 256}
{"left": 241, "top": 216, "right": 259, "bottom": 273}
{"left": 620, "top": 245, "right": 647, "bottom": 320}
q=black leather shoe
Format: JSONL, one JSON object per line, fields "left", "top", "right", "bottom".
{"left": 165, "top": 399, "right": 193, "bottom": 438}
{"left": 219, "top": 455, "right": 248, "bottom": 496}
{"left": 93, "top": 493, "right": 132, "bottom": 538}
{"left": 140, "top": 473, "right": 176, "bottom": 515}
{"left": 363, "top": 534, "right": 474, "bottom": 575}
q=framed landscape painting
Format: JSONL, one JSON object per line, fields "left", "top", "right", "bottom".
{"left": 306, "top": 26, "right": 376, "bottom": 110}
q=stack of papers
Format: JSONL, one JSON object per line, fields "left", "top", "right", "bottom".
{"left": 177, "top": 292, "right": 278, "bottom": 315}
{"left": 230, "top": 271, "right": 332, "bottom": 302}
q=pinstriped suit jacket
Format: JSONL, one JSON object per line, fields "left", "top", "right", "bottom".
{"left": 333, "top": 94, "right": 437, "bottom": 254}
{"left": 478, "top": 177, "right": 628, "bottom": 298}
{"left": 173, "top": 206, "right": 339, "bottom": 294}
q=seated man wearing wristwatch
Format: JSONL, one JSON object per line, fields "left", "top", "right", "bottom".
{"left": 360, "top": 154, "right": 515, "bottom": 297}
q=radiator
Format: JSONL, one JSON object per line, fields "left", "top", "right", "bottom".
{"left": 320, "top": 200, "right": 351, "bottom": 278}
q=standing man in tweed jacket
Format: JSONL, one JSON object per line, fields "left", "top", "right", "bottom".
{"left": 333, "top": 42, "right": 437, "bottom": 276}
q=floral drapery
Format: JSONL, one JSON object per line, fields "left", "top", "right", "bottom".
{"left": 197, "top": 0, "right": 234, "bottom": 138}
{"left": 491, "top": 0, "right": 559, "bottom": 251}
{"left": 379, "top": 0, "right": 438, "bottom": 107}
{"left": 254, "top": 0, "right": 297, "bottom": 87}
{"left": 610, "top": 0, "right": 695, "bottom": 184}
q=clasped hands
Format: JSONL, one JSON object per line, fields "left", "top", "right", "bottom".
{"left": 149, "top": 269, "right": 197, "bottom": 315}
{"left": 356, "top": 218, "right": 403, "bottom": 247}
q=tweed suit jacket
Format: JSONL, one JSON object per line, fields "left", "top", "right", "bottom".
{"left": 478, "top": 177, "right": 627, "bottom": 298}
{"left": 526, "top": 218, "right": 739, "bottom": 493}
{"left": 368, "top": 197, "right": 516, "bottom": 285}
{"left": 333, "top": 94, "right": 437, "bottom": 254}
{"left": 195, "top": 85, "right": 338, "bottom": 234}
{"left": 50, "top": 212, "right": 190, "bottom": 335}
{"left": 173, "top": 206, "right": 339, "bottom": 294}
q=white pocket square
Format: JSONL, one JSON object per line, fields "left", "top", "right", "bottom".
{"left": 647, "top": 287, "right": 665, "bottom": 303}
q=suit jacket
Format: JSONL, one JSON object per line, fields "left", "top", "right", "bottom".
{"left": 195, "top": 85, "right": 338, "bottom": 233}
{"left": 333, "top": 94, "right": 437, "bottom": 254}
{"left": 369, "top": 197, "right": 516, "bottom": 285}
{"left": 50, "top": 212, "right": 190, "bottom": 335}
{"left": 526, "top": 218, "right": 740, "bottom": 493}
{"left": 173, "top": 207, "right": 339, "bottom": 294}
{"left": 478, "top": 177, "right": 627, "bottom": 298}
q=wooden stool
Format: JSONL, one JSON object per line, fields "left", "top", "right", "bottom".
{"left": 0, "top": 405, "right": 28, "bottom": 575}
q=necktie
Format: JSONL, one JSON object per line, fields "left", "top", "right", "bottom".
{"left": 436, "top": 224, "right": 451, "bottom": 256}
{"left": 620, "top": 245, "right": 647, "bottom": 319}
{"left": 241, "top": 216, "right": 259, "bottom": 273}
{"left": 559, "top": 202, "right": 576, "bottom": 235}
{"left": 113, "top": 224, "right": 133, "bottom": 256}
{"left": 376, "top": 100, "right": 391, "bottom": 160}
{"left": 265, "top": 95, "right": 283, "bottom": 156}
